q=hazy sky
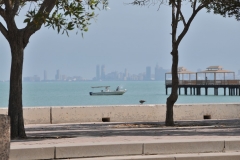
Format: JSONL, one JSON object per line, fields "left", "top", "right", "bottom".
{"left": 0, "top": 0, "right": 240, "bottom": 80}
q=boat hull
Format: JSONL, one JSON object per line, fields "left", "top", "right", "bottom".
{"left": 89, "top": 91, "right": 126, "bottom": 96}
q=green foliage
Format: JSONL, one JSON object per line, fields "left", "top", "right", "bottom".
{"left": 23, "top": 0, "right": 108, "bottom": 36}
{"left": 205, "top": 0, "right": 240, "bottom": 20}
{"left": 130, "top": 0, "right": 240, "bottom": 20}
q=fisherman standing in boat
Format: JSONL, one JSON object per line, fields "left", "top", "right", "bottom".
{"left": 116, "top": 86, "right": 120, "bottom": 91}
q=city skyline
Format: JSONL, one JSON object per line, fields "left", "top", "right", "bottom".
{"left": 2, "top": 65, "right": 240, "bottom": 82}
{"left": 1, "top": 0, "right": 240, "bottom": 81}
{"left": 21, "top": 65, "right": 169, "bottom": 82}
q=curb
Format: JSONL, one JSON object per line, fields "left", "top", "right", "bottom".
{"left": 9, "top": 140, "right": 240, "bottom": 160}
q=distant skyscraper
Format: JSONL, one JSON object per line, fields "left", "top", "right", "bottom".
{"left": 101, "top": 65, "right": 105, "bottom": 80}
{"left": 96, "top": 65, "right": 100, "bottom": 80}
{"left": 124, "top": 68, "right": 128, "bottom": 80}
{"left": 44, "top": 70, "right": 47, "bottom": 81}
{"left": 124, "top": 69, "right": 128, "bottom": 76}
{"left": 155, "top": 64, "right": 165, "bottom": 81}
{"left": 146, "top": 66, "right": 151, "bottom": 80}
{"left": 55, "top": 69, "right": 61, "bottom": 80}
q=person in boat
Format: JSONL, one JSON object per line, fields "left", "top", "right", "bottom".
{"left": 116, "top": 86, "right": 120, "bottom": 91}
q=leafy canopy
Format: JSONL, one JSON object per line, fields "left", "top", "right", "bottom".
{"left": 130, "top": 0, "right": 240, "bottom": 20}
{"left": 0, "top": 0, "right": 108, "bottom": 36}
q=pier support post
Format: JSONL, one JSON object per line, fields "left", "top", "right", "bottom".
{"left": 190, "top": 87, "right": 192, "bottom": 95}
{"left": 224, "top": 87, "right": 226, "bottom": 96}
{"left": 179, "top": 88, "right": 181, "bottom": 95}
{"left": 205, "top": 87, "right": 208, "bottom": 95}
{"left": 197, "top": 88, "right": 201, "bottom": 95}
{"left": 214, "top": 87, "right": 218, "bottom": 95}
{"left": 184, "top": 87, "right": 187, "bottom": 95}
{"left": 166, "top": 87, "right": 168, "bottom": 95}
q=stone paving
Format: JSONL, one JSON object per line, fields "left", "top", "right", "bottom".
{"left": 11, "top": 119, "right": 240, "bottom": 148}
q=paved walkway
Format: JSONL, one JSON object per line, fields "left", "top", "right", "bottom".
{"left": 11, "top": 119, "right": 240, "bottom": 148}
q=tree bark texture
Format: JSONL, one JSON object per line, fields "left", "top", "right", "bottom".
{"left": 165, "top": 1, "right": 179, "bottom": 126}
{"left": 166, "top": 48, "right": 179, "bottom": 126}
{"left": 8, "top": 29, "right": 26, "bottom": 139}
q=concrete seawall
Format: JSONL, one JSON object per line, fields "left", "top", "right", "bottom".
{"left": 0, "top": 103, "right": 240, "bottom": 124}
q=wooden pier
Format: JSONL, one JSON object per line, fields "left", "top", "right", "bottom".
{"left": 165, "top": 66, "right": 239, "bottom": 96}
{"left": 165, "top": 80, "right": 240, "bottom": 96}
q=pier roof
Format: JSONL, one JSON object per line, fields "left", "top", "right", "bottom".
{"left": 197, "top": 70, "right": 234, "bottom": 73}
{"left": 206, "top": 66, "right": 223, "bottom": 70}
{"left": 165, "top": 67, "right": 195, "bottom": 74}
{"left": 197, "top": 66, "right": 234, "bottom": 73}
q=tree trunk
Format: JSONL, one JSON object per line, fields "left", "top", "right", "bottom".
{"left": 8, "top": 30, "right": 26, "bottom": 139}
{"left": 165, "top": 1, "right": 179, "bottom": 126}
{"left": 165, "top": 47, "right": 179, "bottom": 126}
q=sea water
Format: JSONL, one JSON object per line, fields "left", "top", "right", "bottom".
{"left": 0, "top": 81, "right": 240, "bottom": 108}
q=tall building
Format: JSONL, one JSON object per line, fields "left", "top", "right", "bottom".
{"left": 55, "top": 69, "right": 61, "bottom": 80}
{"left": 146, "top": 66, "right": 151, "bottom": 80}
{"left": 155, "top": 64, "right": 165, "bottom": 81}
{"left": 101, "top": 65, "right": 105, "bottom": 80}
{"left": 124, "top": 68, "right": 128, "bottom": 80}
{"left": 96, "top": 65, "right": 100, "bottom": 80}
{"left": 44, "top": 70, "right": 47, "bottom": 81}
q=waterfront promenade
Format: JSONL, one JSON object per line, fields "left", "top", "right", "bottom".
{"left": 10, "top": 119, "right": 240, "bottom": 159}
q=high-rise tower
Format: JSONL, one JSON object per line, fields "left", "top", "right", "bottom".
{"left": 44, "top": 70, "right": 47, "bottom": 81}
{"left": 55, "top": 69, "right": 61, "bottom": 80}
{"left": 101, "top": 65, "right": 105, "bottom": 80}
{"left": 96, "top": 65, "right": 100, "bottom": 80}
{"left": 146, "top": 66, "right": 151, "bottom": 80}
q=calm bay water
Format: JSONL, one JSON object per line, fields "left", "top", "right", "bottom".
{"left": 0, "top": 81, "right": 240, "bottom": 108}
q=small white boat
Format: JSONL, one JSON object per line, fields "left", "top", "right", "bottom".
{"left": 89, "top": 86, "right": 126, "bottom": 96}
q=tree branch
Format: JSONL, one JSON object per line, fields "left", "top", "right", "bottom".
{"left": 0, "top": 6, "right": 5, "bottom": 18}
{"left": 0, "top": 0, "right": 38, "bottom": 5}
{"left": 193, "top": 0, "right": 197, "bottom": 12}
{"left": 23, "top": 0, "right": 56, "bottom": 48}
{"left": 0, "top": 22, "right": 8, "bottom": 40}
{"left": 175, "top": 0, "right": 181, "bottom": 25}
{"left": 176, "top": 3, "right": 206, "bottom": 46}
{"left": 179, "top": 9, "right": 186, "bottom": 27}
{"left": 12, "top": 0, "right": 20, "bottom": 16}
{"left": 171, "top": 0, "right": 176, "bottom": 44}
{"left": 3, "top": 0, "right": 11, "bottom": 11}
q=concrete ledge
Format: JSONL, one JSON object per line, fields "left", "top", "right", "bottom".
{"left": 175, "top": 152, "right": 240, "bottom": 160}
{"left": 79, "top": 152, "right": 240, "bottom": 160}
{"left": 174, "top": 103, "right": 240, "bottom": 120}
{"left": 23, "top": 107, "right": 50, "bottom": 124}
{"left": 0, "top": 108, "right": 8, "bottom": 115}
{"left": 51, "top": 105, "right": 163, "bottom": 124}
{"left": 0, "top": 115, "right": 10, "bottom": 159}
{"left": 225, "top": 140, "right": 240, "bottom": 152}
{"left": 9, "top": 140, "right": 240, "bottom": 160}
{"left": 10, "top": 146, "right": 55, "bottom": 160}
{"left": 1, "top": 103, "right": 240, "bottom": 124}
{"left": 55, "top": 143, "right": 143, "bottom": 159}
{"left": 0, "top": 107, "right": 50, "bottom": 124}
{"left": 80, "top": 155, "right": 175, "bottom": 160}
{"left": 144, "top": 140, "right": 224, "bottom": 155}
